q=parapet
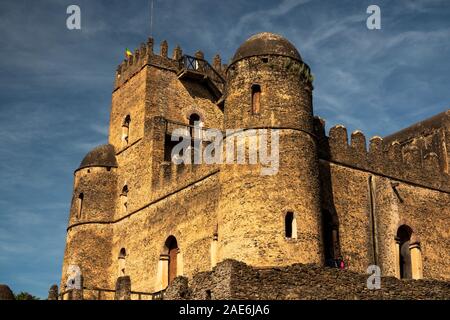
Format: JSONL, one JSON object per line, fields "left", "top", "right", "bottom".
{"left": 114, "top": 38, "right": 225, "bottom": 90}
{"left": 314, "top": 116, "right": 450, "bottom": 191}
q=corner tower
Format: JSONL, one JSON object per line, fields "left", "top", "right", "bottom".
{"left": 217, "top": 33, "right": 323, "bottom": 266}
{"left": 61, "top": 144, "right": 118, "bottom": 297}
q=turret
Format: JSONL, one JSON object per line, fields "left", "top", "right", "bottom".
{"left": 71, "top": 144, "right": 119, "bottom": 224}
{"left": 217, "top": 32, "right": 323, "bottom": 267}
{"left": 61, "top": 144, "right": 118, "bottom": 298}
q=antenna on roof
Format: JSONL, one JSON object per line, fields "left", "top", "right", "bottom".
{"left": 150, "top": 0, "right": 154, "bottom": 37}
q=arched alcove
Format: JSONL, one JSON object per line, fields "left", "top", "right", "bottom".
{"left": 322, "top": 209, "right": 341, "bottom": 266}
{"left": 395, "top": 224, "right": 422, "bottom": 279}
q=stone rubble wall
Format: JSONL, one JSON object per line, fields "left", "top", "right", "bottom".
{"left": 165, "top": 259, "right": 450, "bottom": 300}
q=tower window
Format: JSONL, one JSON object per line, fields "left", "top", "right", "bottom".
{"left": 77, "top": 193, "right": 84, "bottom": 219}
{"left": 251, "top": 84, "right": 261, "bottom": 114}
{"left": 285, "top": 212, "right": 297, "bottom": 239}
{"left": 189, "top": 113, "right": 202, "bottom": 127}
{"left": 122, "top": 115, "right": 131, "bottom": 148}
{"left": 120, "top": 185, "right": 128, "bottom": 214}
{"left": 118, "top": 248, "right": 126, "bottom": 277}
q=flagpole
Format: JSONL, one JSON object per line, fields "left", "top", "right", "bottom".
{"left": 150, "top": 0, "right": 154, "bottom": 37}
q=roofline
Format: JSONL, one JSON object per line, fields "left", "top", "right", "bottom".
{"left": 74, "top": 164, "right": 118, "bottom": 175}
{"left": 226, "top": 53, "right": 305, "bottom": 73}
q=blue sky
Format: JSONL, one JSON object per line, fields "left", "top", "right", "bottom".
{"left": 0, "top": 0, "right": 449, "bottom": 298}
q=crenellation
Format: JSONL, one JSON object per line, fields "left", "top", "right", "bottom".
{"left": 62, "top": 32, "right": 450, "bottom": 300}
{"left": 328, "top": 125, "right": 349, "bottom": 163}
{"left": 323, "top": 125, "right": 450, "bottom": 191}
{"left": 368, "top": 136, "right": 384, "bottom": 171}
{"left": 350, "top": 130, "right": 366, "bottom": 153}
{"left": 195, "top": 50, "right": 204, "bottom": 60}
{"left": 173, "top": 45, "right": 183, "bottom": 61}
{"left": 424, "top": 152, "right": 440, "bottom": 172}
{"left": 387, "top": 141, "right": 402, "bottom": 163}
{"left": 139, "top": 42, "right": 147, "bottom": 56}
{"left": 147, "top": 37, "right": 154, "bottom": 54}
{"left": 160, "top": 40, "right": 168, "bottom": 58}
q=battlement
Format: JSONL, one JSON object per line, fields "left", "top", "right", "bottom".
{"left": 114, "top": 38, "right": 225, "bottom": 92}
{"left": 314, "top": 117, "right": 450, "bottom": 192}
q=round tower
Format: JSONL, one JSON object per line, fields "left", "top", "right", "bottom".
{"left": 217, "top": 33, "right": 323, "bottom": 267}
{"left": 61, "top": 144, "right": 118, "bottom": 298}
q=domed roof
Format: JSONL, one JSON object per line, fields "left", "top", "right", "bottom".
{"left": 78, "top": 144, "right": 118, "bottom": 170}
{"left": 0, "top": 284, "right": 15, "bottom": 300}
{"left": 231, "top": 32, "right": 302, "bottom": 65}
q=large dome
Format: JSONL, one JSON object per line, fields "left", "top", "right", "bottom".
{"left": 230, "top": 32, "right": 302, "bottom": 65}
{"left": 78, "top": 144, "right": 118, "bottom": 170}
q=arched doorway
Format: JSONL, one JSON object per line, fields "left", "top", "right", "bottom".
{"left": 396, "top": 225, "right": 413, "bottom": 279}
{"left": 165, "top": 236, "right": 178, "bottom": 285}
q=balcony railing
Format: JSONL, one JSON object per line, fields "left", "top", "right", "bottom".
{"left": 178, "top": 55, "right": 225, "bottom": 93}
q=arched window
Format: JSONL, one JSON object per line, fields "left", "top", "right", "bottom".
{"left": 395, "top": 225, "right": 422, "bottom": 279}
{"left": 118, "top": 248, "right": 126, "bottom": 277}
{"left": 322, "top": 210, "right": 341, "bottom": 266}
{"left": 122, "top": 115, "right": 131, "bottom": 148}
{"left": 165, "top": 236, "right": 178, "bottom": 286}
{"left": 189, "top": 113, "right": 201, "bottom": 127}
{"left": 285, "top": 212, "right": 297, "bottom": 239}
{"left": 397, "top": 225, "right": 412, "bottom": 279}
{"left": 77, "top": 193, "right": 84, "bottom": 219}
{"left": 156, "top": 236, "right": 183, "bottom": 291}
{"left": 251, "top": 84, "right": 261, "bottom": 114}
{"left": 120, "top": 185, "right": 128, "bottom": 214}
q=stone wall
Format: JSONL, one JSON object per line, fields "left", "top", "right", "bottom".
{"left": 165, "top": 259, "right": 450, "bottom": 300}
{"left": 60, "top": 33, "right": 450, "bottom": 299}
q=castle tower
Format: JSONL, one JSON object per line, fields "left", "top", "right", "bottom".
{"left": 61, "top": 144, "right": 118, "bottom": 297}
{"left": 217, "top": 33, "right": 323, "bottom": 266}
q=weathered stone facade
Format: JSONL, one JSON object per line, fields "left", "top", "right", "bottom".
{"left": 165, "top": 259, "right": 450, "bottom": 300}
{"left": 60, "top": 32, "right": 450, "bottom": 299}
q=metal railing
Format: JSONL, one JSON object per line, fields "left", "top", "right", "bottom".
{"left": 178, "top": 55, "right": 225, "bottom": 92}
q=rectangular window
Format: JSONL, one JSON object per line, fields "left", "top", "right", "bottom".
{"left": 251, "top": 84, "right": 261, "bottom": 114}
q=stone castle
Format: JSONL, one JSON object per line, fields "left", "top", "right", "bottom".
{"left": 60, "top": 32, "right": 450, "bottom": 300}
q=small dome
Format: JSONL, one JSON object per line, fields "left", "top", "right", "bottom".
{"left": 231, "top": 32, "right": 302, "bottom": 65}
{"left": 78, "top": 144, "right": 118, "bottom": 170}
{"left": 0, "top": 284, "right": 15, "bottom": 300}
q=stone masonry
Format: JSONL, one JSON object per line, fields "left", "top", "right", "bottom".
{"left": 60, "top": 32, "right": 450, "bottom": 299}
